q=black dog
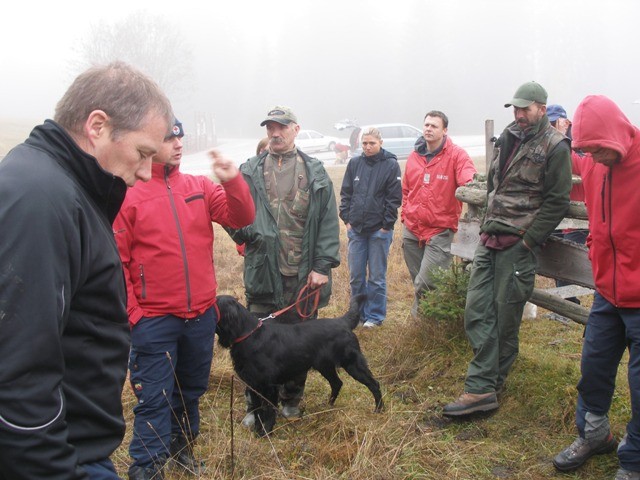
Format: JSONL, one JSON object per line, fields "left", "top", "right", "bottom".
{"left": 215, "top": 294, "right": 384, "bottom": 436}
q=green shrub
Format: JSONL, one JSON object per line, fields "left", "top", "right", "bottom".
{"left": 418, "top": 262, "right": 470, "bottom": 338}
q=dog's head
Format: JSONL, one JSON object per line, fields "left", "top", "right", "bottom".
{"left": 215, "top": 295, "right": 258, "bottom": 348}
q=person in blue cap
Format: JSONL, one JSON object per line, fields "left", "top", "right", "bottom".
{"left": 547, "top": 104, "right": 591, "bottom": 303}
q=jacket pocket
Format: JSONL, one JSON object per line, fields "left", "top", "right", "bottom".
{"left": 290, "top": 188, "right": 310, "bottom": 217}
{"left": 506, "top": 242, "right": 536, "bottom": 304}
{"left": 244, "top": 253, "right": 275, "bottom": 296}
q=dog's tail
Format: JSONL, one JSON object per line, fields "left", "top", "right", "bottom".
{"left": 346, "top": 294, "right": 367, "bottom": 330}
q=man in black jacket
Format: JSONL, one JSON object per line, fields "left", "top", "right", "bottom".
{"left": 0, "top": 62, "right": 173, "bottom": 479}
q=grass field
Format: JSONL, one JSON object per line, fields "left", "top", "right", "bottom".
{"left": 1, "top": 119, "right": 626, "bottom": 477}
{"left": 106, "top": 160, "right": 629, "bottom": 479}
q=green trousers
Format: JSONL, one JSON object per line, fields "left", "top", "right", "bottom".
{"left": 463, "top": 242, "right": 537, "bottom": 393}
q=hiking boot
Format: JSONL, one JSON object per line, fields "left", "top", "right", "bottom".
{"left": 281, "top": 405, "right": 302, "bottom": 418}
{"left": 615, "top": 468, "right": 640, "bottom": 480}
{"left": 169, "top": 434, "right": 205, "bottom": 475}
{"left": 241, "top": 411, "right": 255, "bottom": 428}
{"left": 128, "top": 465, "right": 164, "bottom": 480}
{"left": 552, "top": 433, "right": 617, "bottom": 472}
{"left": 442, "top": 392, "right": 499, "bottom": 416}
{"left": 363, "top": 321, "right": 380, "bottom": 328}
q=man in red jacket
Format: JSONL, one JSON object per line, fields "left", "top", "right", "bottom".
{"left": 401, "top": 110, "right": 477, "bottom": 317}
{"left": 114, "top": 120, "right": 255, "bottom": 480}
{"left": 552, "top": 96, "right": 640, "bottom": 480}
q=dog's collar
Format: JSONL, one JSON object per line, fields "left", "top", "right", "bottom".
{"left": 232, "top": 319, "right": 264, "bottom": 344}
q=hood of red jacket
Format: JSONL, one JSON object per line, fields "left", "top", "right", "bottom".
{"left": 572, "top": 95, "right": 637, "bottom": 162}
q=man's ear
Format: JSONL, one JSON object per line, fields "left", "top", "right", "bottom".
{"left": 84, "top": 110, "right": 110, "bottom": 146}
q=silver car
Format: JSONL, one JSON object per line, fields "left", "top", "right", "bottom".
{"left": 338, "top": 122, "right": 422, "bottom": 159}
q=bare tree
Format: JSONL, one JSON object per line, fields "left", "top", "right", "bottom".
{"left": 73, "top": 11, "right": 194, "bottom": 101}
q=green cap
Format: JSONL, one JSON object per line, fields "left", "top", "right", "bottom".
{"left": 504, "top": 81, "right": 548, "bottom": 108}
{"left": 260, "top": 105, "right": 298, "bottom": 126}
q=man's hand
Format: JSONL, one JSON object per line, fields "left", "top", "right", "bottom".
{"left": 209, "top": 149, "right": 239, "bottom": 182}
{"left": 307, "top": 270, "right": 328, "bottom": 289}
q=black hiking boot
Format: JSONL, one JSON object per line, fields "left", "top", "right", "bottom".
{"left": 128, "top": 464, "right": 165, "bottom": 480}
{"left": 553, "top": 433, "right": 617, "bottom": 472}
{"left": 169, "top": 434, "right": 205, "bottom": 475}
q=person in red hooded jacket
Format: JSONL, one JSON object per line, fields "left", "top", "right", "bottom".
{"left": 553, "top": 96, "right": 640, "bottom": 480}
{"left": 114, "top": 120, "right": 255, "bottom": 479}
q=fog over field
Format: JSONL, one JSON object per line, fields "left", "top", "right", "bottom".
{"left": 2, "top": 0, "right": 639, "bottom": 143}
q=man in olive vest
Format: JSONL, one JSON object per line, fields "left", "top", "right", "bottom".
{"left": 443, "top": 82, "right": 572, "bottom": 416}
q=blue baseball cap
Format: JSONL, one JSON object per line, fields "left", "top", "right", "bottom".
{"left": 547, "top": 105, "right": 568, "bottom": 122}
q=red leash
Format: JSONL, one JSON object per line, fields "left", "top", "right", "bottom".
{"left": 230, "top": 285, "right": 321, "bottom": 344}
{"left": 267, "top": 284, "right": 321, "bottom": 320}
{"left": 232, "top": 319, "right": 263, "bottom": 344}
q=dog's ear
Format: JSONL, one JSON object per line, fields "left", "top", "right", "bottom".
{"left": 215, "top": 295, "right": 252, "bottom": 349}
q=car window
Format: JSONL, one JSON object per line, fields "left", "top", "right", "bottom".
{"left": 298, "top": 132, "right": 309, "bottom": 140}
{"left": 309, "top": 131, "right": 321, "bottom": 139}
{"left": 401, "top": 125, "right": 421, "bottom": 138}
{"left": 379, "top": 126, "right": 403, "bottom": 139}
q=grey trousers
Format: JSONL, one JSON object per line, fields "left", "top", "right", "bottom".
{"left": 402, "top": 226, "right": 454, "bottom": 317}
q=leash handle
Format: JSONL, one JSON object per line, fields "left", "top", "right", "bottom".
{"left": 264, "top": 284, "right": 321, "bottom": 321}
{"left": 295, "top": 284, "right": 320, "bottom": 319}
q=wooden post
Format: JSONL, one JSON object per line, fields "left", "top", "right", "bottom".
{"left": 484, "top": 119, "right": 494, "bottom": 174}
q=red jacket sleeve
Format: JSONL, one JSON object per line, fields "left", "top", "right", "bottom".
{"left": 113, "top": 207, "right": 145, "bottom": 326}
{"left": 206, "top": 173, "right": 256, "bottom": 228}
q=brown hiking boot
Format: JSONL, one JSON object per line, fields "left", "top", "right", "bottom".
{"left": 442, "top": 392, "right": 499, "bottom": 416}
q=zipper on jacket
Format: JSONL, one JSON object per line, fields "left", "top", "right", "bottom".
{"left": 600, "top": 173, "right": 607, "bottom": 223}
{"left": 139, "top": 264, "right": 147, "bottom": 299}
{"left": 165, "top": 167, "right": 192, "bottom": 312}
{"left": 606, "top": 170, "right": 617, "bottom": 304}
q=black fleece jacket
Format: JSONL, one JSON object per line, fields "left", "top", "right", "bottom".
{"left": 0, "top": 120, "right": 129, "bottom": 479}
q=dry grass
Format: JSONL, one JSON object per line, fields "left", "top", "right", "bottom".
{"left": 112, "top": 161, "right": 630, "bottom": 479}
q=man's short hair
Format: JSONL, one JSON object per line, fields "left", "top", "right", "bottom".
{"left": 424, "top": 110, "right": 449, "bottom": 128}
{"left": 54, "top": 61, "right": 173, "bottom": 139}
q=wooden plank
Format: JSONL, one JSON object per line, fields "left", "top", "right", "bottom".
{"left": 455, "top": 186, "right": 588, "bottom": 220}
{"left": 529, "top": 288, "right": 590, "bottom": 325}
{"left": 543, "top": 285, "right": 594, "bottom": 299}
{"left": 452, "top": 220, "right": 594, "bottom": 288}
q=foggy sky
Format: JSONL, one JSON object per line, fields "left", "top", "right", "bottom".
{"left": 2, "top": 0, "right": 640, "bottom": 142}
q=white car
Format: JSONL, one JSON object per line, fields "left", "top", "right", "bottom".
{"left": 296, "top": 130, "right": 340, "bottom": 154}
